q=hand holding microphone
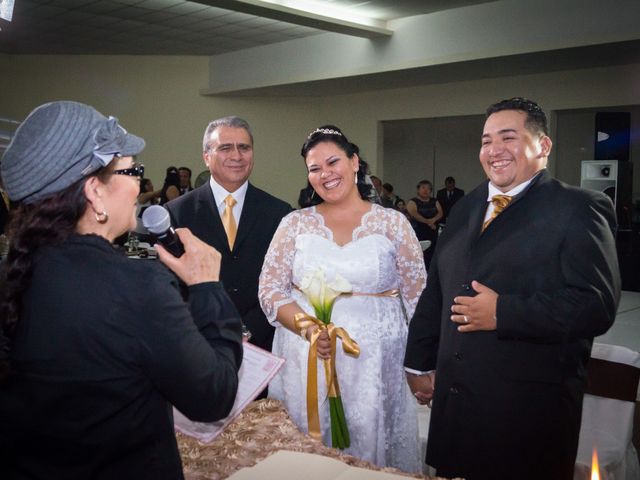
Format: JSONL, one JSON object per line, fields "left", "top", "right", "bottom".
{"left": 142, "top": 205, "right": 185, "bottom": 257}
{"left": 142, "top": 206, "right": 222, "bottom": 286}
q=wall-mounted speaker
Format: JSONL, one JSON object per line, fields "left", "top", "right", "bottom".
{"left": 581, "top": 160, "right": 633, "bottom": 228}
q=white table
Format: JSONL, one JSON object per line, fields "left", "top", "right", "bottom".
{"left": 597, "top": 290, "right": 640, "bottom": 352}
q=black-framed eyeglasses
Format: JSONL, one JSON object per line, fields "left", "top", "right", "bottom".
{"left": 113, "top": 164, "right": 145, "bottom": 178}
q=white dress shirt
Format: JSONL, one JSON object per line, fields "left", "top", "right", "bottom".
{"left": 209, "top": 176, "right": 248, "bottom": 225}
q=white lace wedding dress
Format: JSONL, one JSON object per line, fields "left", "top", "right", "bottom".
{"left": 259, "top": 204, "right": 427, "bottom": 472}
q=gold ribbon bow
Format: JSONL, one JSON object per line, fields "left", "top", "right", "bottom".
{"left": 294, "top": 312, "right": 360, "bottom": 441}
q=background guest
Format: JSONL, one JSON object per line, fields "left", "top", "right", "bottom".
{"left": 404, "top": 97, "right": 620, "bottom": 480}
{"left": 159, "top": 166, "right": 180, "bottom": 205}
{"left": 436, "top": 176, "right": 464, "bottom": 224}
{"left": 407, "top": 179, "right": 443, "bottom": 270}
{"left": 380, "top": 182, "right": 397, "bottom": 208}
{"left": 368, "top": 174, "right": 383, "bottom": 204}
{"left": 178, "top": 166, "right": 193, "bottom": 195}
{"left": 297, "top": 181, "right": 315, "bottom": 209}
{"left": 0, "top": 101, "right": 243, "bottom": 480}
{"left": 137, "top": 177, "right": 161, "bottom": 218}
{"left": 259, "top": 125, "right": 426, "bottom": 472}
{"left": 166, "top": 116, "right": 291, "bottom": 359}
{"left": 395, "top": 197, "right": 411, "bottom": 221}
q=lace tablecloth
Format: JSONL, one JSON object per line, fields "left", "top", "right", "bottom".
{"left": 177, "top": 398, "right": 435, "bottom": 480}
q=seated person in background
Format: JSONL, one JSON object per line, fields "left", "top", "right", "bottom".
{"left": 436, "top": 176, "right": 464, "bottom": 224}
{"left": 0, "top": 101, "right": 243, "bottom": 480}
{"left": 160, "top": 166, "right": 181, "bottom": 205}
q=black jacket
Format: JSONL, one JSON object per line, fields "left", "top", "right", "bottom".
{"left": 0, "top": 235, "right": 243, "bottom": 479}
{"left": 405, "top": 171, "right": 620, "bottom": 480}
{"left": 167, "top": 183, "right": 292, "bottom": 352}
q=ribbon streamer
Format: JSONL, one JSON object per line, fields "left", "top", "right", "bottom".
{"left": 293, "top": 313, "right": 360, "bottom": 441}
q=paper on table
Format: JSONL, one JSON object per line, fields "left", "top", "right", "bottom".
{"left": 173, "top": 342, "right": 285, "bottom": 443}
{"left": 226, "top": 451, "right": 415, "bottom": 480}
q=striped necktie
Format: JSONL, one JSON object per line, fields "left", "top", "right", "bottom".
{"left": 482, "top": 194, "right": 512, "bottom": 231}
{"left": 222, "top": 194, "right": 237, "bottom": 250}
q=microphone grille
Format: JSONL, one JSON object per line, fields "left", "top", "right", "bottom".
{"left": 141, "top": 205, "right": 172, "bottom": 234}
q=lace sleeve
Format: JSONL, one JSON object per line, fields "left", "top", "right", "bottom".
{"left": 258, "top": 212, "right": 299, "bottom": 324}
{"left": 393, "top": 212, "right": 427, "bottom": 319}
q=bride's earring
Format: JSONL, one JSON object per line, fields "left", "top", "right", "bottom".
{"left": 354, "top": 172, "right": 358, "bottom": 184}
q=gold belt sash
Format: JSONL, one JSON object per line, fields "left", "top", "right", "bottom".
{"left": 293, "top": 285, "right": 400, "bottom": 298}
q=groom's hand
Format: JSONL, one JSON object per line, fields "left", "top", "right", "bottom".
{"left": 406, "top": 371, "right": 435, "bottom": 407}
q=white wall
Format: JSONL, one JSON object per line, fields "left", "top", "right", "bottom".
{"left": 1, "top": 53, "right": 639, "bottom": 206}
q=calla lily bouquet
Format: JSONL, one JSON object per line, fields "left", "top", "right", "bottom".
{"left": 297, "top": 268, "right": 358, "bottom": 450}
{"left": 299, "top": 268, "right": 352, "bottom": 324}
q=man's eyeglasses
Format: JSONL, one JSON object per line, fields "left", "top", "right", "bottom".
{"left": 113, "top": 164, "right": 145, "bottom": 178}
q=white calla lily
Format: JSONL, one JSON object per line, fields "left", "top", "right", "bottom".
{"left": 299, "top": 269, "right": 352, "bottom": 323}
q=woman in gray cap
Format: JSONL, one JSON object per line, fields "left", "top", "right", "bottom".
{"left": 0, "top": 101, "right": 243, "bottom": 479}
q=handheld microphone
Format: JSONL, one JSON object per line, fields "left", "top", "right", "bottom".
{"left": 141, "top": 205, "right": 185, "bottom": 257}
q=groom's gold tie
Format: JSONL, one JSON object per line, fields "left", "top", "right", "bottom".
{"left": 222, "top": 194, "right": 237, "bottom": 250}
{"left": 482, "top": 194, "right": 512, "bottom": 231}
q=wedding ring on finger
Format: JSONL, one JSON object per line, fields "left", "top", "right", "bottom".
{"left": 463, "top": 315, "right": 469, "bottom": 324}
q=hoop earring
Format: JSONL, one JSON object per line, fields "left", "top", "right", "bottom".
{"left": 95, "top": 210, "right": 109, "bottom": 224}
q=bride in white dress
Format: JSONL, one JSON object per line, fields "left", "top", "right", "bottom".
{"left": 258, "top": 126, "right": 427, "bottom": 472}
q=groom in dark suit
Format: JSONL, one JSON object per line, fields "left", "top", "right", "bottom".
{"left": 166, "top": 116, "right": 291, "bottom": 355}
{"left": 404, "top": 98, "right": 620, "bottom": 480}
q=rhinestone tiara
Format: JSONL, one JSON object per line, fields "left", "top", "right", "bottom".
{"left": 307, "top": 128, "right": 343, "bottom": 139}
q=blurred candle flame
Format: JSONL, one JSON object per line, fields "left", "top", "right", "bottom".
{"left": 591, "top": 448, "right": 600, "bottom": 480}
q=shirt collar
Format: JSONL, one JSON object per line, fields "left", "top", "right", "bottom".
{"left": 209, "top": 176, "right": 248, "bottom": 206}
{"left": 486, "top": 170, "right": 544, "bottom": 201}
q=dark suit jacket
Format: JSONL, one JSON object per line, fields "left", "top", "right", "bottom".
{"left": 405, "top": 170, "right": 620, "bottom": 480}
{"left": 166, "top": 183, "right": 291, "bottom": 352}
{"left": 435, "top": 187, "right": 464, "bottom": 221}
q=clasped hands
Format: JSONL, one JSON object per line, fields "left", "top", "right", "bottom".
{"left": 450, "top": 280, "right": 498, "bottom": 332}
{"left": 407, "top": 371, "right": 435, "bottom": 407}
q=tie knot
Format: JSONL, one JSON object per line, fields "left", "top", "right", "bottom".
{"left": 491, "top": 194, "right": 512, "bottom": 210}
{"left": 225, "top": 194, "right": 236, "bottom": 208}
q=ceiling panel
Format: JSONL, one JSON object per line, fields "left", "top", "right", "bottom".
{"left": 0, "top": 0, "right": 493, "bottom": 55}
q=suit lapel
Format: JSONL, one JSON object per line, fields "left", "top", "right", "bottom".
{"left": 196, "top": 186, "right": 230, "bottom": 252}
{"left": 468, "top": 183, "right": 489, "bottom": 239}
{"left": 233, "top": 183, "right": 260, "bottom": 252}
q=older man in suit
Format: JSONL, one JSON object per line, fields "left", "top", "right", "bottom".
{"left": 404, "top": 98, "right": 620, "bottom": 480}
{"left": 167, "top": 116, "right": 291, "bottom": 356}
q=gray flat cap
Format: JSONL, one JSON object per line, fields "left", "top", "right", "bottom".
{"left": 1, "top": 101, "right": 145, "bottom": 204}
